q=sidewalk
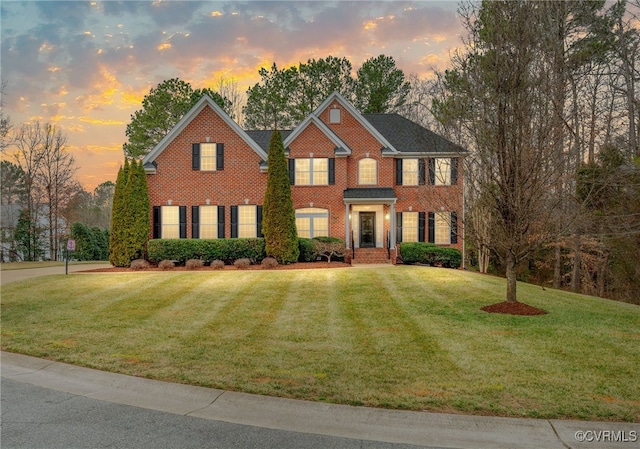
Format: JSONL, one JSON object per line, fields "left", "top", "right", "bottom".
{"left": 0, "top": 263, "right": 113, "bottom": 285}
{"left": 2, "top": 352, "right": 637, "bottom": 449}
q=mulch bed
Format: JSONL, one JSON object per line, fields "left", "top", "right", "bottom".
{"left": 481, "top": 301, "right": 548, "bottom": 316}
{"left": 83, "top": 262, "right": 351, "bottom": 273}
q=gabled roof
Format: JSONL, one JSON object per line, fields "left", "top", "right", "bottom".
{"left": 363, "top": 114, "right": 467, "bottom": 156}
{"left": 245, "top": 130, "right": 293, "bottom": 152}
{"left": 314, "top": 92, "right": 398, "bottom": 154}
{"left": 283, "top": 114, "right": 351, "bottom": 156}
{"left": 142, "top": 95, "right": 268, "bottom": 168}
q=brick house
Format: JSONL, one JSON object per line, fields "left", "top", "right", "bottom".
{"left": 142, "top": 92, "right": 467, "bottom": 264}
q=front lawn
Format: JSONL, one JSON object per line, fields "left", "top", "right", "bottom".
{"left": 1, "top": 266, "right": 638, "bottom": 421}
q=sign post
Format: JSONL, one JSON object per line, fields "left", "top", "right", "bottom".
{"left": 66, "top": 239, "right": 75, "bottom": 275}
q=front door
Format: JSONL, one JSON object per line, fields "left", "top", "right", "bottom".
{"left": 359, "top": 212, "right": 376, "bottom": 248}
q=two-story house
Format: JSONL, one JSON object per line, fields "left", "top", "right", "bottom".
{"left": 142, "top": 92, "right": 467, "bottom": 264}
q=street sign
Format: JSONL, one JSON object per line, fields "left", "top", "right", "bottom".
{"left": 67, "top": 239, "right": 76, "bottom": 251}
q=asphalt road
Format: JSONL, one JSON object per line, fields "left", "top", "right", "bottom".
{"left": 1, "top": 378, "right": 440, "bottom": 449}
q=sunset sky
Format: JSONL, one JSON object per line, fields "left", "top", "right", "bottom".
{"left": 1, "top": 0, "right": 465, "bottom": 190}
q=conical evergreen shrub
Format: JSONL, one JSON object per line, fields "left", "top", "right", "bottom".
{"left": 262, "top": 129, "right": 299, "bottom": 264}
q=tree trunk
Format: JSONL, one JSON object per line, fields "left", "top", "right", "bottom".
{"left": 506, "top": 250, "right": 518, "bottom": 303}
{"left": 571, "top": 233, "right": 582, "bottom": 293}
{"left": 553, "top": 242, "right": 562, "bottom": 289}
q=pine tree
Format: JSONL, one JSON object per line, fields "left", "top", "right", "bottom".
{"left": 262, "top": 130, "right": 299, "bottom": 263}
{"left": 109, "top": 158, "right": 130, "bottom": 266}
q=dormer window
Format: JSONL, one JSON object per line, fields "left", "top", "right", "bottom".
{"left": 330, "top": 108, "right": 341, "bottom": 124}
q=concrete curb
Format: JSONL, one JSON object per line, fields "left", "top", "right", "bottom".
{"left": 3, "top": 352, "right": 637, "bottom": 448}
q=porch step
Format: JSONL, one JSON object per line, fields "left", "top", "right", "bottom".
{"left": 351, "top": 248, "right": 392, "bottom": 264}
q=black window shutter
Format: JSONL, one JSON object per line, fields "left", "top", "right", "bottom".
{"left": 192, "top": 143, "right": 200, "bottom": 170}
{"left": 395, "top": 159, "right": 402, "bottom": 185}
{"left": 288, "top": 159, "right": 295, "bottom": 185}
{"left": 428, "top": 158, "right": 435, "bottom": 185}
{"left": 418, "top": 212, "right": 426, "bottom": 242}
{"left": 328, "top": 158, "right": 335, "bottom": 185}
{"left": 230, "top": 206, "right": 238, "bottom": 238}
{"left": 179, "top": 206, "right": 187, "bottom": 239}
{"left": 216, "top": 143, "right": 224, "bottom": 170}
{"left": 419, "top": 159, "right": 426, "bottom": 185}
{"left": 450, "top": 158, "right": 458, "bottom": 185}
{"left": 153, "top": 206, "right": 161, "bottom": 239}
{"left": 217, "top": 206, "right": 225, "bottom": 238}
{"left": 450, "top": 212, "right": 458, "bottom": 244}
{"left": 428, "top": 212, "right": 435, "bottom": 243}
{"left": 192, "top": 206, "right": 200, "bottom": 239}
{"left": 396, "top": 212, "right": 402, "bottom": 244}
{"left": 256, "top": 205, "right": 263, "bottom": 237}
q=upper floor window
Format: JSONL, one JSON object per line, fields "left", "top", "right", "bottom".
{"left": 403, "top": 159, "right": 419, "bottom": 186}
{"left": 295, "top": 158, "right": 329, "bottom": 185}
{"left": 435, "top": 158, "right": 451, "bottom": 186}
{"left": 192, "top": 143, "right": 224, "bottom": 171}
{"left": 358, "top": 158, "right": 377, "bottom": 185}
{"left": 429, "top": 158, "right": 458, "bottom": 186}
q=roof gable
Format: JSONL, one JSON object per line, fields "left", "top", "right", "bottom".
{"left": 142, "top": 95, "right": 267, "bottom": 166}
{"left": 313, "top": 92, "right": 398, "bottom": 154}
{"left": 283, "top": 114, "right": 351, "bottom": 156}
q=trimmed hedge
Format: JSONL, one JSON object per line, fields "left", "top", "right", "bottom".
{"left": 148, "top": 238, "right": 266, "bottom": 265}
{"left": 399, "top": 242, "right": 462, "bottom": 269}
{"left": 147, "top": 238, "right": 332, "bottom": 264}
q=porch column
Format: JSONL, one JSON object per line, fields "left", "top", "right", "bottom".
{"left": 390, "top": 202, "right": 396, "bottom": 249}
{"left": 345, "top": 203, "right": 351, "bottom": 249}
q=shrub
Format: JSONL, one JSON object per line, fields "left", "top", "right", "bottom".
{"left": 185, "top": 259, "right": 203, "bottom": 270}
{"left": 210, "top": 259, "right": 225, "bottom": 270}
{"left": 130, "top": 258, "right": 150, "bottom": 270}
{"left": 158, "top": 259, "right": 175, "bottom": 270}
{"left": 147, "top": 238, "right": 266, "bottom": 265}
{"left": 298, "top": 238, "right": 318, "bottom": 262}
{"left": 234, "top": 258, "right": 251, "bottom": 269}
{"left": 313, "top": 237, "right": 346, "bottom": 262}
{"left": 399, "top": 243, "right": 462, "bottom": 269}
{"left": 261, "top": 257, "right": 278, "bottom": 269}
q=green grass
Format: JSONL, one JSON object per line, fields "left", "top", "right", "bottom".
{"left": 1, "top": 266, "right": 638, "bottom": 422}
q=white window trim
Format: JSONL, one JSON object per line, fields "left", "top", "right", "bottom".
{"left": 358, "top": 157, "right": 378, "bottom": 185}
{"left": 161, "top": 206, "right": 180, "bottom": 239}
{"left": 200, "top": 142, "right": 217, "bottom": 172}
{"left": 295, "top": 208, "right": 329, "bottom": 238}
{"left": 238, "top": 205, "right": 257, "bottom": 238}
{"left": 435, "top": 211, "right": 451, "bottom": 245}
{"left": 403, "top": 159, "right": 419, "bottom": 186}
{"left": 295, "top": 158, "right": 329, "bottom": 186}
{"left": 199, "top": 205, "right": 218, "bottom": 239}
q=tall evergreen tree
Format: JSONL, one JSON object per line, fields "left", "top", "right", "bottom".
{"left": 127, "top": 158, "right": 150, "bottom": 260}
{"left": 262, "top": 130, "right": 299, "bottom": 264}
{"left": 109, "top": 159, "right": 130, "bottom": 266}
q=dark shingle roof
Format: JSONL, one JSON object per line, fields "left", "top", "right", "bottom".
{"left": 343, "top": 188, "right": 397, "bottom": 200}
{"left": 245, "top": 130, "right": 293, "bottom": 152}
{"left": 362, "top": 113, "right": 466, "bottom": 154}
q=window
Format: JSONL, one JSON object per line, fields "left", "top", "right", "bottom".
{"left": 199, "top": 205, "right": 218, "bottom": 239}
{"left": 402, "top": 212, "right": 419, "bottom": 242}
{"left": 358, "top": 158, "right": 377, "bottom": 185}
{"left": 403, "top": 159, "right": 419, "bottom": 186}
{"left": 295, "top": 208, "right": 329, "bottom": 238}
{"left": 238, "top": 205, "right": 257, "bottom": 238}
{"left": 200, "top": 143, "right": 217, "bottom": 171}
{"left": 435, "top": 212, "right": 451, "bottom": 244}
{"left": 161, "top": 206, "right": 180, "bottom": 239}
{"left": 435, "top": 158, "right": 451, "bottom": 186}
{"left": 294, "top": 158, "right": 328, "bottom": 185}
{"left": 330, "top": 108, "right": 341, "bottom": 124}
